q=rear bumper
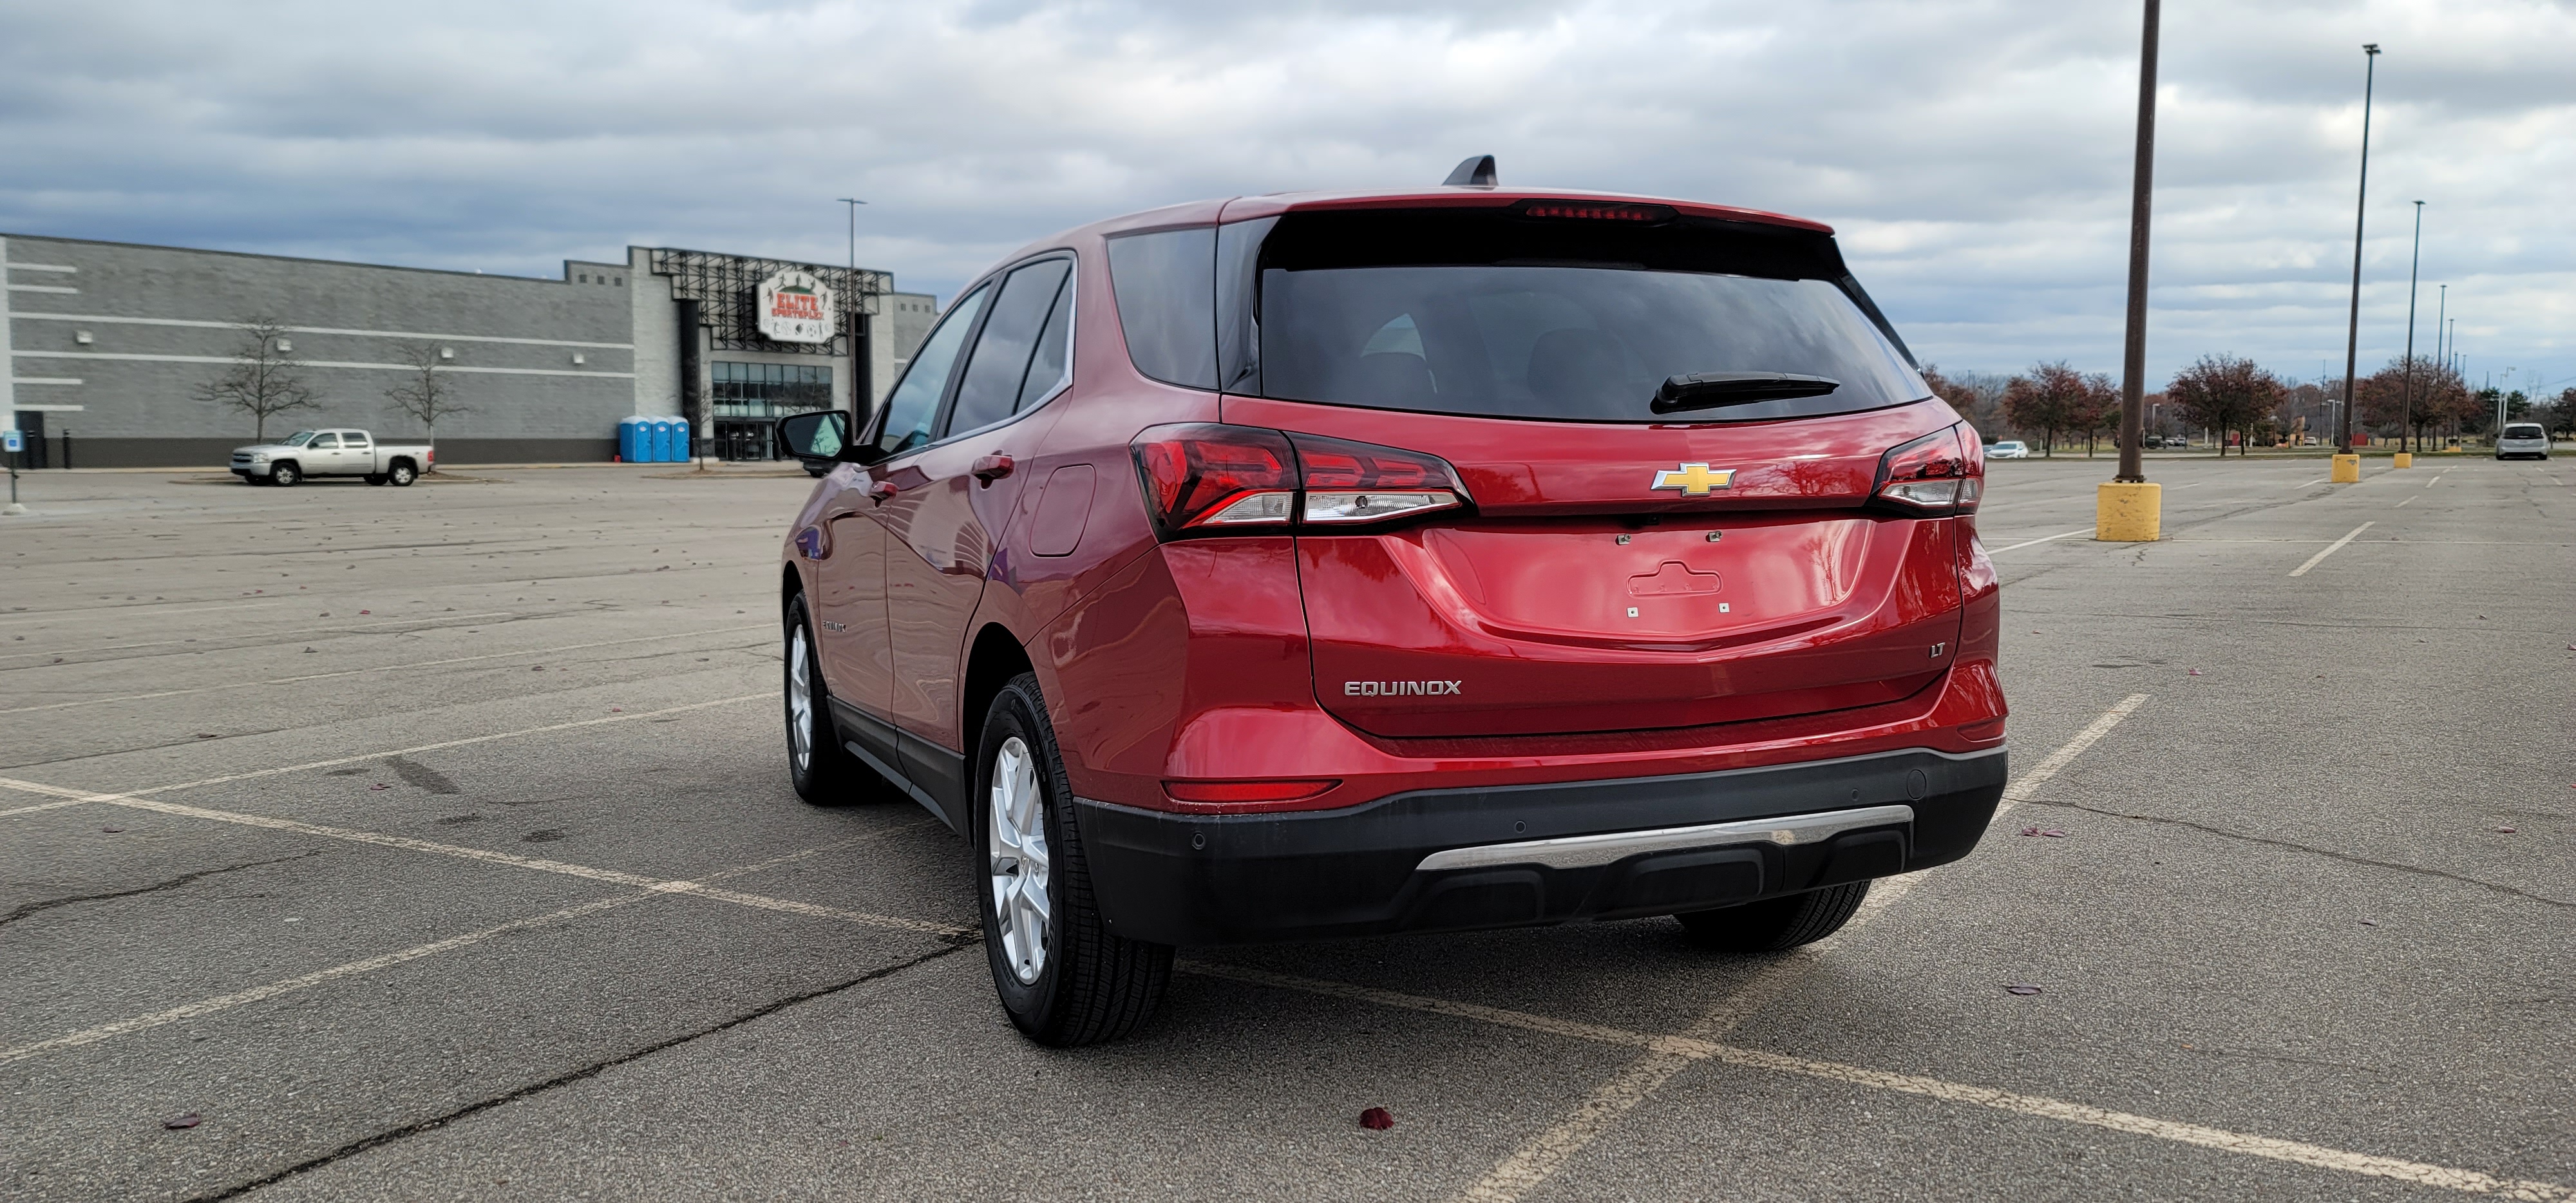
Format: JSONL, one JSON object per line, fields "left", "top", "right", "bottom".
{"left": 1075, "top": 744, "right": 2005, "bottom": 945}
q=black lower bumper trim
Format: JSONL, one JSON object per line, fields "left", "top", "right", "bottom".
{"left": 1075, "top": 745, "right": 2006, "bottom": 945}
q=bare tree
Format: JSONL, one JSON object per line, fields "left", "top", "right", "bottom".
{"left": 193, "top": 318, "right": 319, "bottom": 441}
{"left": 2168, "top": 354, "right": 2284, "bottom": 457}
{"left": 384, "top": 342, "right": 473, "bottom": 467}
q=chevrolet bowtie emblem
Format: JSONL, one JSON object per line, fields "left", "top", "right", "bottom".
{"left": 1650, "top": 463, "right": 1735, "bottom": 496}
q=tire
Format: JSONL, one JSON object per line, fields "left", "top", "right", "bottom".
{"left": 1676, "top": 882, "right": 1871, "bottom": 952}
{"left": 974, "top": 670, "right": 1171, "bottom": 1046}
{"left": 269, "top": 462, "right": 301, "bottom": 488}
{"left": 365, "top": 473, "right": 388, "bottom": 486}
{"left": 388, "top": 462, "right": 417, "bottom": 486}
{"left": 782, "top": 594, "right": 871, "bottom": 804}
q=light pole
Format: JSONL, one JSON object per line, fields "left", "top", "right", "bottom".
{"left": 2098, "top": 0, "right": 2163, "bottom": 541}
{"left": 838, "top": 197, "right": 869, "bottom": 419}
{"left": 837, "top": 198, "right": 866, "bottom": 272}
{"left": 2333, "top": 43, "right": 2380, "bottom": 480}
{"left": 2397, "top": 200, "right": 2423, "bottom": 462}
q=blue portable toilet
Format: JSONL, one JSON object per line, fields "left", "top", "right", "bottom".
{"left": 667, "top": 417, "right": 691, "bottom": 462}
{"left": 617, "top": 416, "right": 643, "bottom": 462}
{"left": 647, "top": 418, "right": 674, "bottom": 463}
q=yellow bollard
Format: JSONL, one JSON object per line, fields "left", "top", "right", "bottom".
{"left": 2392, "top": 451, "right": 2413, "bottom": 468}
{"left": 2330, "top": 454, "right": 2361, "bottom": 483}
{"left": 2095, "top": 482, "right": 2162, "bottom": 542}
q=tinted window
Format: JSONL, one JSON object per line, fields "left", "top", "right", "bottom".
{"left": 948, "top": 258, "right": 1072, "bottom": 435}
{"left": 1107, "top": 228, "right": 1216, "bottom": 389}
{"left": 1016, "top": 269, "right": 1074, "bottom": 413}
{"left": 2504, "top": 424, "right": 2544, "bottom": 439}
{"left": 875, "top": 285, "right": 989, "bottom": 458}
{"left": 1251, "top": 209, "right": 1927, "bottom": 424}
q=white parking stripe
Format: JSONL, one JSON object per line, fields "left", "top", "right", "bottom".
{"left": 1445, "top": 695, "right": 2150, "bottom": 1203}
{"left": 2397, "top": 495, "right": 2417, "bottom": 507}
{"left": 0, "top": 829, "right": 943, "bottom": 1067}
{"left": 0, "top": 625, "right": 765, "bottom": 715}
{"left": 1987, "top": 528, "right": 2094, "bottom": 554}
{"left": 0, "top": 694, "right": 768, "bottom": 813}
{"left": 1195, "top": 963, "right": 2573, "bottom": 1202}
{"left": 2289, "top": 523, "right": 2376, "bottom": 577}
{"left": 0, "top": 601, "right": 280, "bottom": 627}
{"left": 0, "top": 611, "right": 520, "bottom": 663}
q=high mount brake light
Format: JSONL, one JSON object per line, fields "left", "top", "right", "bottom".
{"left": 1131, "top": 424, "right": 1469, "bottom": 537}
{"left": 1872, "top": 424, "right": 1982, "bottom": 515}
{"left": 1516, "top": 200, "right": 1676, "bottom": 223}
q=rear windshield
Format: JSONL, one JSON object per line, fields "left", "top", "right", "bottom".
{"left": 2503, "top": 424, "right": 2544, "bottom": 439}
{"left": 1242, "top": 207, "right": 1927, "bottom": 424}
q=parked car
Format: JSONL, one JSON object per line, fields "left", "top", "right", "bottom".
{"left": 229, "top": 430, "right": 432, "bottom": 486}
{"left": 1987, "top": 440, "right": 2031, "bottom": 459}
{"left": 774, "top": 172, "right": 2007, "bottom": 1045}
{"left": 2496, "top": 423, "right": 2551, "bottom": 460}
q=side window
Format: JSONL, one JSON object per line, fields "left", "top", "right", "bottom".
{"left": 310, "top": 433, "right": 341, "bottom": 449}
{"left": 345, "top": 433, "right": 370, "bottom": 448}
{"left": 1015, "top": 268, "right": 1074, "bottom": 413}
{"left": 946, "top": 258, "right": 1072, "bottom": 437}
{"left": 1106, "top": 227, "right": 1216, "bottom": 389}
{"left": 874, "top": 284, "right": 990, "bottom": 459}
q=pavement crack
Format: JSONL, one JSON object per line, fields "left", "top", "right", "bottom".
{"left": 177, "top": 938, "right": 976, "bottom": 1203}
{"left": 2017, "top": 798, "right": 2574, "bottom": 909}
{"left": 0, "top": 850, "right": 321, "bottom": 927}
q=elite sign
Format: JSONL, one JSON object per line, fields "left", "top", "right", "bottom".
{"left": 757, "top": 270, "right": 837, "bottom": 344}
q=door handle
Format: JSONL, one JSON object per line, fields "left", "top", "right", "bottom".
{"left": 971, "top": 454, "right": 1014, "bottom": 484}
{"left": 867, "top": 481, "right": 900, "bottom": 504}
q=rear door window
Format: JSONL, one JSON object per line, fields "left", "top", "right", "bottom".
{"left": 945, "top": 258, "right": 1072, "bottom": 436}
{"left": 1246, "top": 207, "right": 1927, "bottom": 423}
{"left": 874, "top": 284, "right": 989, "bottom": 459}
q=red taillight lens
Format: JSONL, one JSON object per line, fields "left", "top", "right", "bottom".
{"left": 1872, "top": 423, "right": 1981, "bottom": 515}
{"left": 1133, "top": 424, "right": 1297, "bottom": 533}
{"left": 1132, "top": 424, "right": 1469, "bottom": 537}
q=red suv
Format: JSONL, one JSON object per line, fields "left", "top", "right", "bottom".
{"left": 775, "top": 170, "right": 2005, "bottom": 1046}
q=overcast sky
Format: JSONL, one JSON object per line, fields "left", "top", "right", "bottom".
{"left": 3, "top": 0, "right": 2569, "bottom": 392}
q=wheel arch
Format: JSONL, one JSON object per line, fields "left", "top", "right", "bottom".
{"left": 961, "top": 621, "right": 1036, "bottom": 754}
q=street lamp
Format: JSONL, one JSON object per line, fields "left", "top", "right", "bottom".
{"left": 2098, "top": 0, "right": 2163, "bottom": 542}
{"left": 2333, "top": 43, "right": 2381, "bottom": 481}
{"left": 2397, "top": 200, "right": 2423, "bottom": 463}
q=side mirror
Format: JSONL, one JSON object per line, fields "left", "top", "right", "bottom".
{"left": 776, "top": 410, "right": 875, "bottom": 464}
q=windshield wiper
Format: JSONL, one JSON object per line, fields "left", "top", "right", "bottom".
{"left": 1651, "top": 372, "right": 1840, "bottom": 414}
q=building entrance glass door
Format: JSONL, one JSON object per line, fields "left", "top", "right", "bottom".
{"left": 710, "top": 361, "right": 831, "bottom": 460}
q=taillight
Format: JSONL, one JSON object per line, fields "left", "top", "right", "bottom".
{"left": 1871, "top": 423, "right": 1981, "bottom": 515}
{"left": 1132, "top": 424, "right": 1469, "bottom": 538}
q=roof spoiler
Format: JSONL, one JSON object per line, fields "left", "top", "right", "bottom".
{"left": 1442, "top": 155, "right": 1497, "bottom": 188}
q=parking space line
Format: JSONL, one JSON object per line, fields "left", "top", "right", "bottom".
{"left": 1196, "top": 961, "right": 2571, "bottom": 1201}
{"left": 2396, "top": 495, "right": 2417, "bottom": 507}
{"left": 0, "top": 624, "right": 766, "bottom": 715}
{"left": 0, "top": 611, "right": 521, "bottom": 664}
{"left": 0, "top": 828, "right": 947, "bottom": 1068}
{"left": 2289, "top": 523, "right": 2375, "bottom": 578}
{"left": 1446, "top": 696, "right": 2150, "bottom": 1202}
{"left": 0, "top": 757, "right": 962, "bottom": 937}
{"left": 1987, "top": 528, "right": 2094, "bottom": 554}
{"left": 0, "top": 694, "right": 769, "bottom": 813}
{"left": 0, "top": 601, "right": 281, "bottom": 627}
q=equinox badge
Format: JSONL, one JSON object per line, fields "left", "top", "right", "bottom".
{"left": 1650, "top": 463, "right": 1735, "bottom": 496}
{"left": 1344, "top": 680, "right": 1462, "bottom": 696}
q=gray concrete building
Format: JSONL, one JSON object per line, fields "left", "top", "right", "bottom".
{"left": 1, "top": 232, "right": 933, "bottom": 467}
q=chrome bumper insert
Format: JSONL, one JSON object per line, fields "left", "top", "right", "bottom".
{"left": 1414, "top": 804, "right": 1915, "bottom": 873}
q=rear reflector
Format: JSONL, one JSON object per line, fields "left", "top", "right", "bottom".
{"left": 1162, "top": 779, "right": 1340, "bottom": 806}
{"left": 1871, "top": 423, "right": 1982, "bottom": 516}
{"left": 1133, "top": 424, "right": 1468, "bottom": 537}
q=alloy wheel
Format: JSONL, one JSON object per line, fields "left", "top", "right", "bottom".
{"left": 986, "top": 735, "right": 1050, "bottom": 984}
{"left": 786, "top": 625, "right": 813, "bottom": 772}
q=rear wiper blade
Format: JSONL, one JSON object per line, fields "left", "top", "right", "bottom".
{"left": 1651, "top": 372, "right": 1840, "bottom": 413}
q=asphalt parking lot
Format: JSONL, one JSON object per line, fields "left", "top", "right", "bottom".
{"left": 4, "top": 453, "right": 2570, "bottom": 1202}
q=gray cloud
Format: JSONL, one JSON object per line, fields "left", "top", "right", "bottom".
{"left": 3, "top": 0, "right": 2567, "bottom": 389}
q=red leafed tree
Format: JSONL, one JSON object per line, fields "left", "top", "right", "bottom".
{"left": 2356, "top": 355, "right": 2467, "bottom": 452}
{"left": 2072, "top": 371, "right": 2119, "bottom": 457}
{"left": 2168, "top": 355, "right": 2284, "bottom": 457}
{"left": 2001, "top": 361, "right": 2096, "bottom": 457}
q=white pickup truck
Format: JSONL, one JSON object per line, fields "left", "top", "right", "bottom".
{"left": 229, "top": 429, "right": 434, "bottom": 487}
